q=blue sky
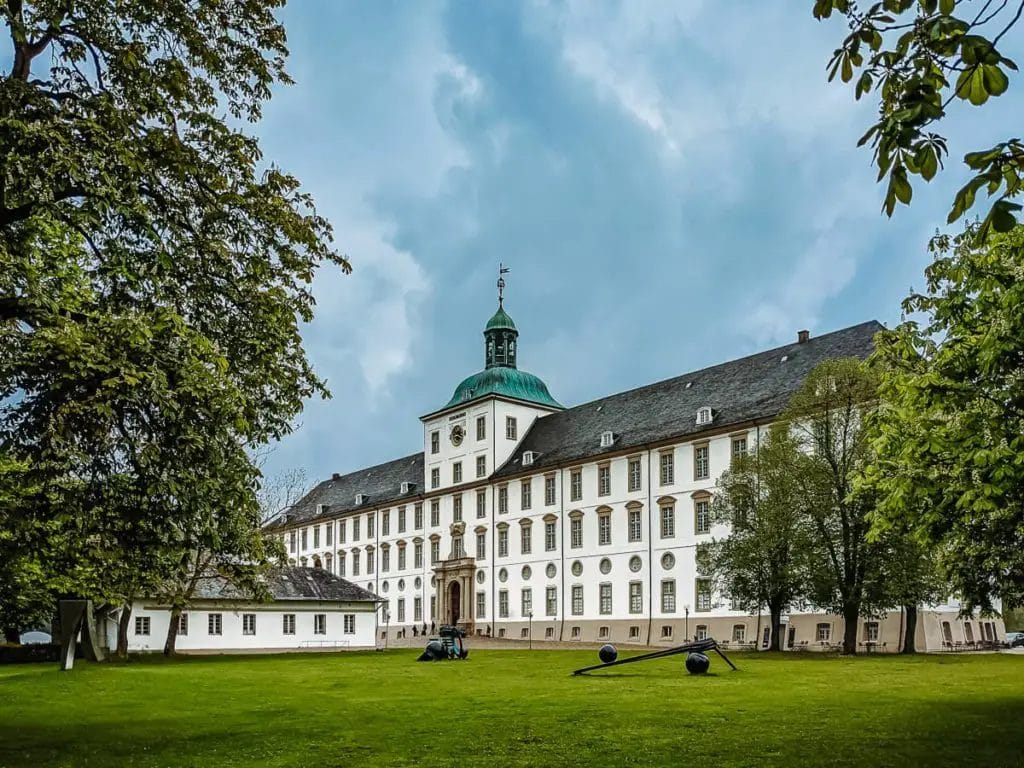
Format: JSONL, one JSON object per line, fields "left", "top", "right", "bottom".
{"left": 256, "top": 0, "right": 1024, "bottom": 483}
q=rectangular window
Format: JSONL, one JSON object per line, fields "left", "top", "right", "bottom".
{"left": 314, "top": 614, "right": 327, "bottom": 635}
{"left": 570, "top": 518, "right": 583, "bottom": 548}
{"left": 544, "top": 475, "right": 556, "bottom": 506}
{"left": 176, "top": 613, "right": 189, "bottom": 636}
{"left": 431, "top": 431, "right": 440, "bottom": 454}
{"left": 429, "top": 466, "right": 441, "bottom": 489}
{"left": 545, "top": 520, "right": 557, "bottom": 551}
{"left": 498, "top": 485, "right": 508, "bottom": 514}
{"left": 353, "top": 550, "right": 360, "bottom": 575}
{"left": 694, "top": 444, "right": 710, "bottom": 481}
{"left": 731, "top": 436, "right": 748, "bottom": 464}
{"left": 430, "top": 540, "right": 440, "bottom": 564}
{"left": 571, "top": 626, "right": 581, "bottom": 639}
{"left": 499, "top": 590, "right": 509, "bottom": 618}
{"left": 546, "top": 586, "right": 557, "bottom": 617}
{"left": 629, "top": 626, "right": 641, "bottom": 640}
{"left": 339, "top": 519, "right": 347, "bottom": 544}
{"left": 817, "top": 623, "right": 832, "bottom": 642}
{"left": 628, "top": 508, "right": 642, "bottom": 542}
{"left": 382, "top": 511, "right": 390, "bottom": 536}
{"left": 343, "top": 614, "right": 355, "bottom": 634}
{"left": 695, "top": 579, "right": 712, "bottom": 612}
{"left": 301, "top": 528, "right": 308, "bottom": 550}
{"left": 289, "top": 530, "right": 297, "bottom": 553}
{"left": 283, "top": 614, "right": 296, "bottom": 635}
{"left": 521, "top": 479, "right": 532, "bottom": 510}
{"left": 571, "top": 585, "right": 584, "bottom": 615}
{"left": 382, "top": 548, "right": 390, "bottom": 572}
{"left": 353, "top": 518, "right": 360, "bottom": 541}
{"left": 476, "top": 455, "right": 486, "bottom": 478}
{"left": 521, "top": 524, "right": 532, "bottom": 555}
{"left": 599, "top": 583, "right": 612, "bottom": 615}
{"left": 628, "top": 457, "right": 642, "bottom": 492}
{"left": 506, "top": 416, "right": 517, "bottom": 440}
{"left": 598, "top": 513, "right": 611, "bottom": 546}
{"left": 339, "top": 553, "right": 346, "bottom": 576}
{"left": 629, "top": 581, "right": 643, "bottom": 614}
{"left": 453, "top": 462, "right": 462, "bottom": 484}
{"left": 398, "top": 507, "right": 406, "bottom": 533}
{"left": 134, "top": 616, "right": 150, "bottom": 636}
{"left": 660, "top": 452, "right": 675, "bottom": 485}
{"left": 398, "top": 546, "right": 406, "bottom": 570}
{"left": 414, "top": 542, "right": 423, "bottom": 568}
{"left": 661, "top": 580, "right": 676, "bottom": 613}
{"left": 695, "top": 498, "right": 711, "bottom": 535}
{"left": 598, "top": 465, "right": 611, "bottom": 496}
{"left": 521, "top": 588, "right": 533, "bottom": 617}
{"left": 498, "top": 528, "right": 509, "bottom": 557}
{"left": 313, "top": 525, "right": 320, "bottom": 548}
{"left": 367, "top": 549, "right": 375, "bottom": 574}
{"left": 397, "top": 598, "right": 406, "bottom": 623}
{"left": 453, "top": 494, "right": 463, "bottom": 522}
{"left": 696, "top": 624, "right": 709, "bottom": 641}
{"left": 430, "top": 499, "right": 440, "bottom": 527}
{"left": 476, "top": 591, "right": 486, "bottom": 619}
{"left": 661, "top": 625, "right": 673, "bottom": 639}
{"left": 368, "top": 513, "right": 375, "bottom": 537}
{"left": 453, "top": 536, "right": 466, "bottom": 559}
{"left": 414, "top": 597, "right": 423, "bottom": 622}
{"left": 208, "top": 613, "right": 222, "bottom": 635}
{"left": 242, "top": 613, "right": 256, "bottom": 636}
{"left": 325, "top": 522, "right": 333, "bottom": 547}
{"left": 476, "top": 415, "right": 486, "bottom": 441}
{"left": 660, "top": 505, "right": 675, "bottom": 538}
{"left": 864, "top": 622, "right": 879, "bottom": 642}
{"left": 570, "top": 469, "right": 582, "bottom": 501}
{"left": 476, "top": 489, "right": 486, "bottom": 519}
{"left": 476, "top": 531, "right": 486, "bottom": 560}
{"left": 414, "top": 503, "right": 423, "bottom": 530}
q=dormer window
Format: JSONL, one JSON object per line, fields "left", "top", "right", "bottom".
{"left": 400, "top": 482, "right": 412, "bottom": 494}
{"left": 522, "top": 451, "right": 535, "bottom": 467}
{"left": 600, "top": 431, "right": 615, "bottom": 448}
{"left": 355, "top": 493, "right": 366, "bottom": 506}
{"left": 316, "top": 504, "right": 324, "bottom": 516}
{"left": 696, "top": 406, "right": 713, "bottom": 426}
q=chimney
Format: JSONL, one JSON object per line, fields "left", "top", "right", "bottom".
{"left": 331, "top": 472, "right": 340, "bottom": 480}
{"left": 797, "top": 329, "right": 810, "bottom": 344}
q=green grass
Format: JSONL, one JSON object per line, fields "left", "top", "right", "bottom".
{"left": 1, "top": 650, "right": 1022, "bottom": 767}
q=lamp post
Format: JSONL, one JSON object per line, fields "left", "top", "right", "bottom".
{"left": 528, "top": 612, "right": 534, "bottom": 650}
{"left": 684, "top": 604, "right": 690, "bottom": 640}
{"left": 384, "top": 609, "right": 390, "bottom": 650}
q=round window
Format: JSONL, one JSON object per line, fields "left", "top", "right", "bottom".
{"left": 397, "top": 578, "right": 405, "bottom": 590}
{"left": 498, "top": 567, "right": 508, "bottom": 583}
{"left": 629, "top": 555, "right": 642, "bottom": 573}
{"left": 381, "top": 580, "right": 389, "bottom": 592}
{"left": 414, "top": 576, "right": 422, "bottom": 589}
{"left": 476, "top": 569, "right": 486, "bottom": 584}
{"left": 661, "top": 552, "right": 675, "bottom": 570}
{"left": 546, "top": 563, "right": 557, "bottom": 579}
{"left": 599, "top": 558, "right": 612, "bottom": 575}
{"left": 522, "top": 565, "right": 532, "bottom": 580}
{"left": 571, "top": 560, "right": 583, "bottom": 577}
{"left": 430, "top": 575, "right": 437, "bottom": 587}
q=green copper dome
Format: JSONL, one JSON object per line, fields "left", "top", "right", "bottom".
{"left": 485, "top": 305, "right": 517, "bottom": 331}
{"left": 443, "top": 367, "right": 562, "bottom": 410}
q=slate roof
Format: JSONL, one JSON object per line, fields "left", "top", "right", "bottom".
{"left": 266, "top": 453, "right": 423, "bottom": 529}
{"left": 490, "top": 320, "right": 883, "bottom": 478}
{"left": 192, "top": 566, "right": 381, "bottom": 603}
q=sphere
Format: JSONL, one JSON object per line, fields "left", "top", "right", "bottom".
{"left": 685, "top": 652, "right": 710, "bottom": 675}
{"left": 599, "top": 644, "right": 618, "bottom": 663}
{"left": 424, "top": 640, "right": 446, "bottom": 660}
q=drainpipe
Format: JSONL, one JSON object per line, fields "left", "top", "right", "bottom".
{"left": 559, "top": 466, "right": 566, "bottom": 642}
{"left": 491, "top": 400, "right": 497, "bottom": 641}
{"left": 646, "top": 448, "right": 654, "bottom": 646}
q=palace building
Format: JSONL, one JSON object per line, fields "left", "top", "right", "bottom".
{"left": 268, "top": 293, "right": 1003, "bottom": 653}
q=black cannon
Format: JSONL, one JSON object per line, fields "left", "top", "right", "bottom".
{"left": 417, "top": 625, "right": 469, "bottom": 661}
{"left": 572, "top": 638, "right": 736, "bottom": 676}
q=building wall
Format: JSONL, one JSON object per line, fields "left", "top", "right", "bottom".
{"left": 113, "top": 600, "right": 377, "bottom": 652}
{"left": 277, "top": 407, "right": 1005, "bottom": 652}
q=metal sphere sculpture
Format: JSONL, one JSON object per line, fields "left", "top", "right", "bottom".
{"left": 423, "top": 640, "right": 446, "bottom": 661}
{"left": 685, "top": 651, "right": 710, "bottom": 675}
{"left": 598, "top": 644, "right": 618, "bottom": 663}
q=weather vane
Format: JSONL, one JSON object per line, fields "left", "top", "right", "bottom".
{"left": 497, "top": 263, "right": 510, "bottom": 306}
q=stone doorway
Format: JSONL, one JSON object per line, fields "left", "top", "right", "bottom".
{"left": 448, "top": 581, "right": 461, "bottom": 625}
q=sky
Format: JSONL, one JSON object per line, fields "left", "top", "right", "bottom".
{"left": 255, "top": 0, "right": 1024, "bottom": 484}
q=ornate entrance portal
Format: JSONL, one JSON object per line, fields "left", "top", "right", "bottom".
{"left": 448, "top": 580, "right": 461, "bottom": 625}
{"left": 433, "top": 525, "right": 476, "bottom": 633}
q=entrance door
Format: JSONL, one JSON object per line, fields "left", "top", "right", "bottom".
{"left": 787, "top": 626, "right": 796, "bottom": 649}
{"left": 448, "top": 580, "right": 461, "bottom": 626}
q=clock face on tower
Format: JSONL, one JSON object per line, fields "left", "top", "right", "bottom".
{"left": 450, "top": 424, "right": 465, "bottom": 446}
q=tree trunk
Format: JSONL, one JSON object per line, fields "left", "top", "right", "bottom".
{"left": 901, "top": 604, "right": 918, "bottom": 655}
{"left": 842, "top": 606, "right": 859, "bottom": 655}
{"left": 769, "top": 607, "right": 784, "bottom": 652}
{"left": 163, "top": 607, "right": 181, "bottom": 657}
{"left": 116, "top": 603, "right": 132, "bottom": 658}
{"left": 3, "top": 627, "right": 20, "bottom": 644}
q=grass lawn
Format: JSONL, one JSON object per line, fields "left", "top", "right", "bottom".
{"left": 1, "top": 650, "right": 1022, "bottom": 767}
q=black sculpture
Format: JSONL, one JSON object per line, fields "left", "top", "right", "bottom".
{"left": 685, "top": 652, "right": 710, "bottom": 675}
{"left": 572, "top": 638, "right": 736, "bottom": 676}
{"left": 416, "top": 625, "right": 469, "bottom": 661}
{"left": 599, "top": 644, "right": 618, "bottom": 663}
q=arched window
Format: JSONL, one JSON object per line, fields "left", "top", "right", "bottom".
{"left": 312, "top": 554, "right": 322, "bottom": 569}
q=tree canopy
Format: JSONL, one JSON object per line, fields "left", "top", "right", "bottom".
{"left": 814, "top": 0, "right": 1023, "bottom": 237}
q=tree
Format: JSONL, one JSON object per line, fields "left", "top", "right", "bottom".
{"left": 1, "top": 2, "right": 347, "bottom": 620}
{"left": 881, "top": 532, "right": 944, "bottom": 653}
{"left": 813, "top": 0, "right": 1023, "bottom": 237}
{"left": 786, "top": 358, "right": 889, "bottom": 655}
{"left": 864, "top": 224, "right": 1024, "bottom": 611}
{"left": 697, "top": 427, "right": 812, "bottom": 652}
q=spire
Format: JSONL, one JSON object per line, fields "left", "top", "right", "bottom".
{"left": 485, "top": 264, "right": 518, "bottom": 369}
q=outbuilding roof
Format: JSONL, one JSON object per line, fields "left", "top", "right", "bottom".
{"left": 192, "top": 566, "right": 381, "bottom": 603}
